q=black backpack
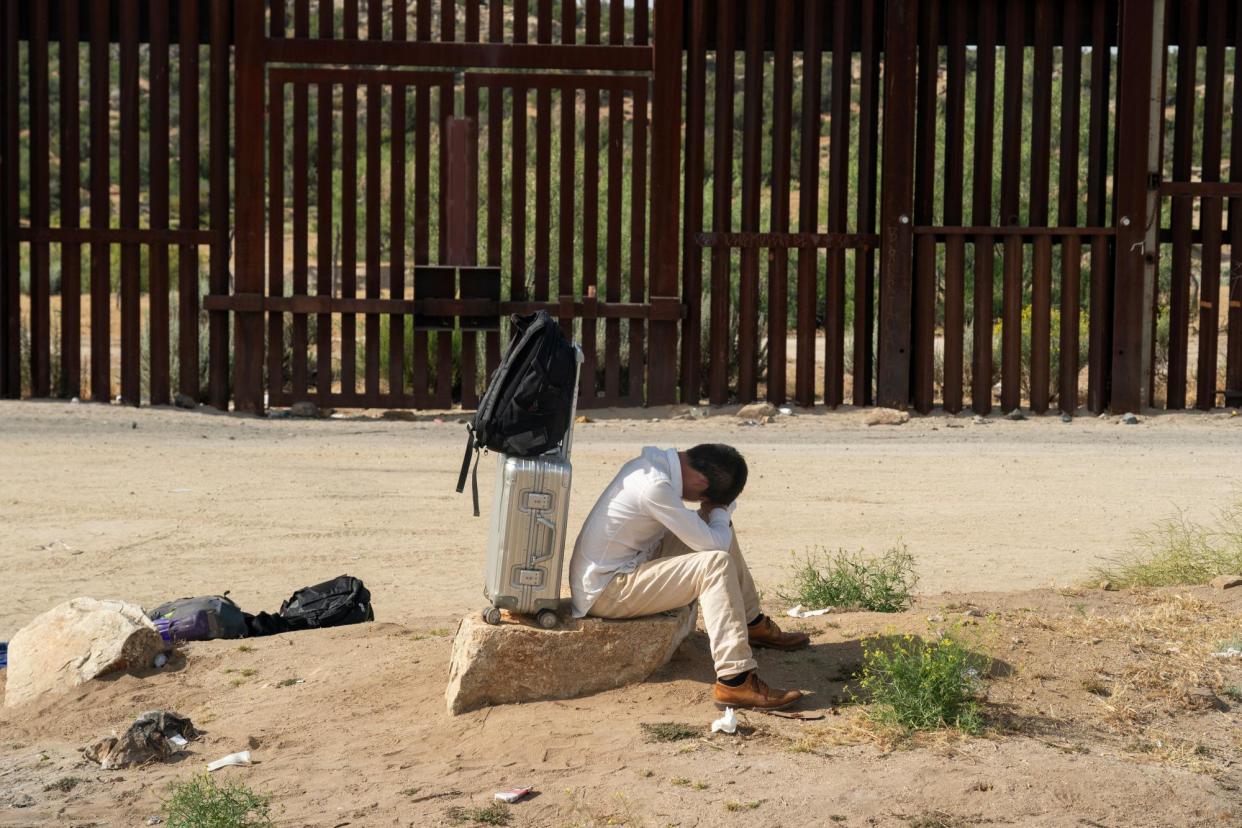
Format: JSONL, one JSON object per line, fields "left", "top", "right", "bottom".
{"left": 456, "top": 311, "right": 577, "bottom": 515}
{"left": 274, "top": 575, "right": 374, "bottom": 632}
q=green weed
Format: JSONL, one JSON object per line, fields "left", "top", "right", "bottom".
{"left": 779, "top": 544, "right": 918, "bottom": 613}
{"left": 162, "top": 774, "right": 272, "bottom": 828}
{"left": 1092, "top": 502, "right": 1242, "bottom": 588}
{"left": 857, "top": 633, "right": 987, "bottom": 734}
{"left": 446, "top": 802, "right": 510, "bottom": 826}
{"left": 639, "top": 722, "right": 700, "bottom": 743}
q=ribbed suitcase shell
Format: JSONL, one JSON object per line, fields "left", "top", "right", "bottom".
{"left": 482, "top": 346, "right": 582, "bottom": 617}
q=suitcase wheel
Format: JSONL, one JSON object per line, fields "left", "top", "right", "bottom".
{"left": 482, "top": 607, "right": 502, "bottom": 626}
{"left": 536, "top": 609, "right": 559, "bottom": 630}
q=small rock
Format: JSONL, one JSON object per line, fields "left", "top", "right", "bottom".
{"left": 10, "top": 793, "right": 34, "bottom": 808}
{"left": 1011, "top": 637, "right": 1024, "bottom": 645}
{"left": 972, "top": 415, "right": 989, "bottom": 425}
{"left": 1099, "top": 580, "right": 1117, "bottom": 591}
{"left": 147, "top": 817, "right": 163, "bottom": 826}
{"left": 1209, "top": 574, "right": 1242, "bottom": 590}
{"left": 737, "top": 402, "right": 778, "bottom": 420}
{"left": 1098, "top": 412, "right": 1109, "bottom": 420}
{"left": 290, "top": 401, "right": 320, "bottom": 418}
{"left": 70, "top": 396, "right": 80, "bottom": 404}
{"left": 173, "top": 392, "right": 196, "bottom": 410}
{"left": 575, "top": 415, "right": 593, "bottom": 424}
{"left": 1121, "top": 412, "right": 1139, "bottom": 425}
{"left": 864, "top": 408, "right": 910, "bottom": 427}
{"left": 962, "top": 608, "right": 984, "bottom": 618}
{"left": 778, "top": 406, "right": 794, "bottom": 416}
{"left": 266, "top": 409, "right": 291, "bottom": 419}
{"left": 1006, "top": 408, "right": 1026, "bottom": 421}
{"left": 1060, "top": 413, "right": 1073, "bottom": 423}
{"left": 131, "top": 421, "right": 138, "bottom": 429}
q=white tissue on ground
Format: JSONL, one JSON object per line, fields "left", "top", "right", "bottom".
{"left": 711, "top": 707, "right": 738, "bottom": 734}
{"left": 786, "top": 604, "right": 833, "bottom": 618}
{"left": 206, "top": 750, "right": 252, "bottom": 771}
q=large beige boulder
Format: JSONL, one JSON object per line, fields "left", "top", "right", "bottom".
{"left": 446, "top": 603, "right": 697, "bottom": 714}
{"left": 5, "top": 598, "right": 165, "bottom": 708}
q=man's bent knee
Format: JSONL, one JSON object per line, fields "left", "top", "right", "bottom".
{"left": 696, "top": 549, "right": 733, "bottom": 575}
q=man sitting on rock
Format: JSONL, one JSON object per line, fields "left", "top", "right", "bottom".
{"left": 569, "top": 443, "right": 808, "bottom": 710}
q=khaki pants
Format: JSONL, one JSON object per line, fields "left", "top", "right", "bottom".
{"left": 588, "top": 530, "right": 761, "bottom": 678}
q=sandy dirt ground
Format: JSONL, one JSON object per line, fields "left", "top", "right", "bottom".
{"left": 1, "top": 400, "right": 1240, "bottom": 638}
{"left": 1, "top": 401, "right": 1241, "bottom": 826}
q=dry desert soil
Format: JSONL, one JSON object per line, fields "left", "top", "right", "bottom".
{"left": 1, "top": 400, "right": 1241, "bottom": 827}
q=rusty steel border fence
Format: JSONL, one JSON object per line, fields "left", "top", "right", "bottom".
{"left": 1, "top": 1, "right": 1239, "bottom": 414}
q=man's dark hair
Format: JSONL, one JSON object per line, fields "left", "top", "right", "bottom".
{"left": 685, "top": 443, "right": 748, "bottom": 504}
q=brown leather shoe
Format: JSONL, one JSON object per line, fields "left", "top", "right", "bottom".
{"left": 748, "top": 616, "right": 810, "bottom": 651}
{"left": 713, "top": 672, "right": 803, "bottom": 711}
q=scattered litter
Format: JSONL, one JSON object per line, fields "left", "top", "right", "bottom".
{"left": 778, "top": 406, "right": 794, "bottom": 416}
{"left": 433, "top": 417, "right": 445, "bottom": 424}
{"left": 1210, "top": 648, "right": 1242, "bottom": 660}
{"left": 494, "top": 787, "right": 533, "bottom": 804}
{"left": 786, "top": 605, "right": 833, "bottom": 618}
{"left": 206, "top": 750, "right": 252, "bottom": 772}
{"left": 961, "top": 608, "right": 984, "bottom": 618}
{"left": 171, "top": 488, "right": 193, "bottom": 494}
{"left": 1006, "top": 408, "right": 1026, "bottom": 421}
{"left": 972, "top": 415, "right": 989, "bottom": 425}
{"left": 152, "top": 652, "right": 168, "bottom": 669}
{"left": 0, "top": 641, "right": 7, "bottom": 669}
{"left": 740, "top": 419, "right": 760, "bottom": 427}
{"left": 33, "top": 540, "right": 79, "bottom": 555}
{"left": 1060, "top": 413, "right": 1073, "bottom": 423}
{"left": 83, "top": 710, "right": 197, "bottom": 770}
{"left": 70, "top": 396, "right": 80, "bottom": 404}
{"left": 146, "top": 817, "right": 163, "bottom": 825}
{"left": 1121, "top": 412, "right": 1139, "bottom": 425}
{"left": 1098, "top": 412, "right": 1109, "bottom": 420}
{"left": 575, "top": 415, "right": 593, "bottom": 424}
{"left": 711, "top": 707, "right": 738, "bottom": 735}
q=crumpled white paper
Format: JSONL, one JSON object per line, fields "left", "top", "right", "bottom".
{"left": 711, "top": 707, "right": 738, "bottom": 734}
{"left": 1210, "top": 648, "right": 1242, "bottom": 660}
{"left": 207, "top": 750, "right": 252, "bottom": 772}
{"left": 786, "top": 604, "right": 833, "bottom": 618}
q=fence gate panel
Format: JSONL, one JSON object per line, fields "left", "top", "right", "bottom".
{"left": 686, "top": 0, "right": 883, "bottom": 409}
{"left": 214, "top": 0, "right": 672, "bottom": 413}
{"left": 1156, "top": 0, "right": 1242, "bottom": 410}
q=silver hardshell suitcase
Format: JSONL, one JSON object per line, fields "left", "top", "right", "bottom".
{"left": 481, "top": 345, "right": 583, "bottom": 629}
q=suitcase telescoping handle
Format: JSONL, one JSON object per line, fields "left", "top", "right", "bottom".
{"left": 559, "top": 345, "right": 585, "bottom": 460}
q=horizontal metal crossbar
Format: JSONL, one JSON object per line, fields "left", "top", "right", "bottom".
{"left": 15, "top": 226, "right": 218, "bottom": 245}
{"left": 267, "top": 40, "right": 652, "bottom": 72}
{"left": 202, "top": 294, "right": 685, "bottom": 322}
{"left": 694, "top": 232, "right": 880, "bottom": 249}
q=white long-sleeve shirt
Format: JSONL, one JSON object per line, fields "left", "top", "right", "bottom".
{"left": 568, "top": 446, "right": 735, "bottom": 617}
